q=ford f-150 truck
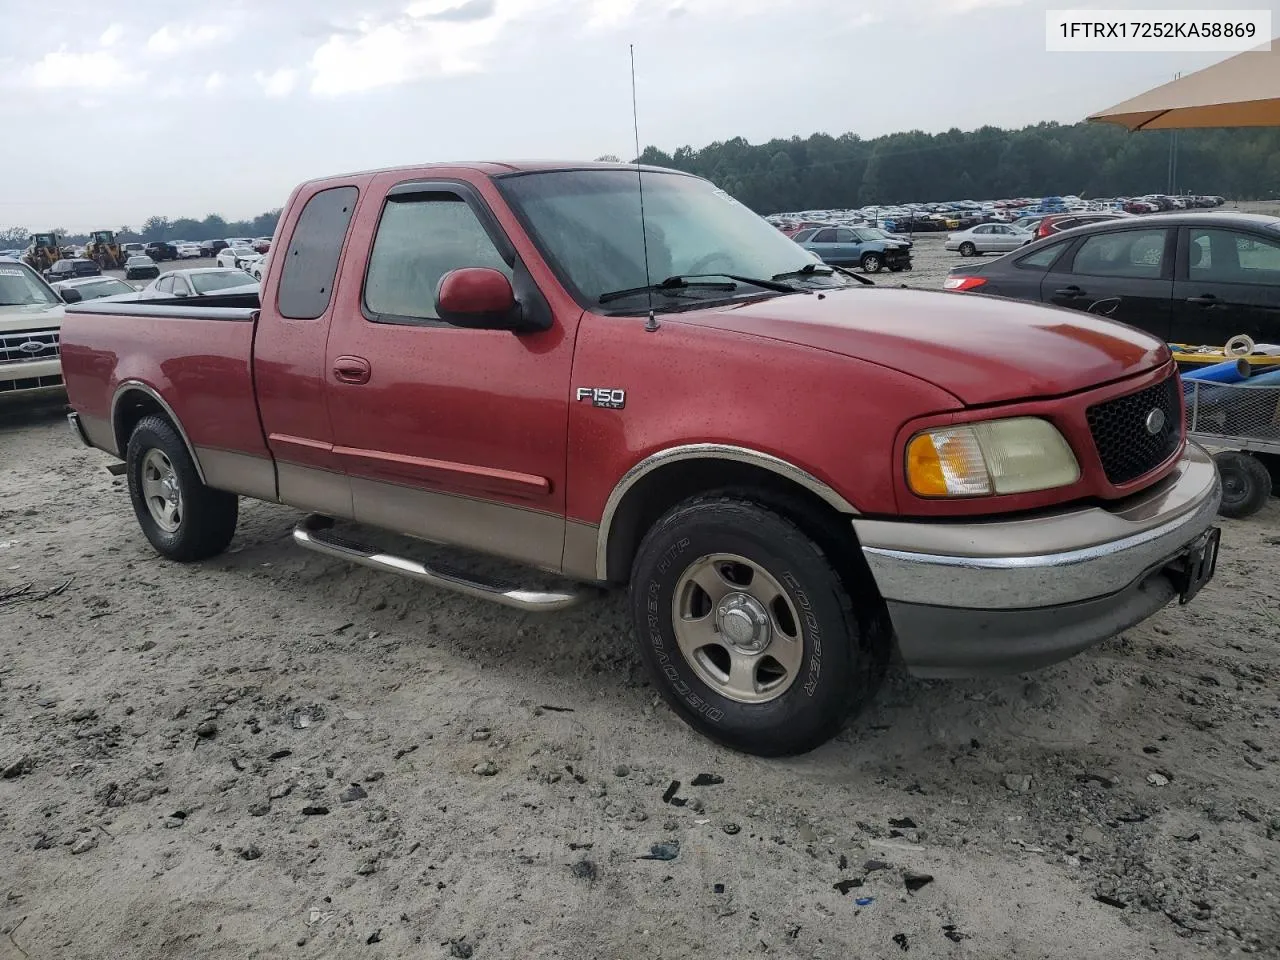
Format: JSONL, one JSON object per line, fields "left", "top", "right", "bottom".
{"left": 59, "top": 162, "right": 1222, "bottom": 756}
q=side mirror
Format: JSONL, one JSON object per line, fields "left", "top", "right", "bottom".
{"left": 435, "top": 267, "right": 522, "bottom": 331}
{"left": 61, "top": 288, "right": 82, "bottom": 304}
{"left": 174, "top": 289, "right": 190, "bottom": 298}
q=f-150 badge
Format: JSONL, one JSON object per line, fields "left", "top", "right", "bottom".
{"left": 576, "top": 387, "right": 626, "bottom": 409}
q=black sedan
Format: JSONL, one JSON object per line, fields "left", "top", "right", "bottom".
{"left": 125, "top": 255, "right": 161, "bottom": 280}
{"left": 944, "top": 212, "right": 1280, "bottom": 347}
{"left": 44, "top": 258, "right": 102, "bottom": 282}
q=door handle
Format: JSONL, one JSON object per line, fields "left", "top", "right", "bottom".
{"left": 1054, "top": 285, "right": 1083, "bottom": 297}
{"left": 332, "top": 355, "right": 371, "bottom": 385}
{"left": 1185, "top": 294, "right": 1219, "bottom": 307}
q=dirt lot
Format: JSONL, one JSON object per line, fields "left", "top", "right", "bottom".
{"left": 2, "top": 271, "right": 1280, "bottom": 959}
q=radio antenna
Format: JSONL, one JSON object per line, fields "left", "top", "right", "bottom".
{"left": 631, "top": 44, "right": 659, "bottom": 333}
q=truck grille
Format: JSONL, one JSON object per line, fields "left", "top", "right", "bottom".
{"left": 0, "top": 373, "right": 63, "bottom": 393}
{"left": 1086, "top": 374, "right": 1181, "bottom": 485}
{"left": 0, "top": 328, "right": 60, "bottom": 366}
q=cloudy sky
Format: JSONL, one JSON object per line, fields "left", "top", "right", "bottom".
{"left": 1, "top": 0, "right": 1274, "bottom": 229}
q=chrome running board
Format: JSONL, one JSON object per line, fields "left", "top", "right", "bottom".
{"left": 293, "top": 514, "right": 594, "bottom": 613}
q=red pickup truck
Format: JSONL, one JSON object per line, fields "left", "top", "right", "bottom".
{"left": 60, "top": 162, "right": 1222, "bottom": 756}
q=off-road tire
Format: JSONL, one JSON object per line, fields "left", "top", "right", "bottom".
{"left": 126, "top": 415, "right": 238, "bottom": 561}
{"left": 629, "top": 497, "right": 879, "bottom": 756}
{"left": 959, "top": 241, "right": 976, "bottom": 257}
{"left": 860, "top": 253, "right": 884, "bottom": 273}
{"left": 1214, "top": 451, "right": 1272, "bottom": 519}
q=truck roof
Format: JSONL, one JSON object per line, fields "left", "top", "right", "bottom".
{"left": 298, "top": 160, "right": 686, "bottom": 188}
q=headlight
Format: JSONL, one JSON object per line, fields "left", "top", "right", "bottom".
{"left": 905, "top": 417, "right": 1080, "bottom": 497}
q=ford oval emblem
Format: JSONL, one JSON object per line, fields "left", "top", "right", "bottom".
{"left": 1145, "top": 408, "right": 1166, "bottom": 435}
{"left": 18, "top": 341, "right": 44, "bottom": 354}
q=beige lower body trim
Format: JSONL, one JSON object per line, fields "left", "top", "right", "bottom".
{"left": 197, "top": 447, "right": 278, "bottom": 502}
{"left": 279, "top": 462, "right": 354, "bottom": 519}
{"left": 79, "top": 413, "right": 117, "bottom": 456}
{"left": 351, "top": 477, "right": 565, "bottom": 574}
{"left": 562, "top": 519, "right": 600, "bottom": 581}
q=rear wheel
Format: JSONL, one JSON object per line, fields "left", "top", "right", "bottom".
{"left": 860, "top": 253, "right": 884, "bottom": 273}
{"left": 1214, "top": 451, "right": 1272, "bottom": 519}
{"left": 629, "top": 497, "right": 880, "bottom": 756}
{"left": 126, "top": 415, "right": 238, "bottom": 560}
{"left": 959, "top": 241, "right": 976, "bottom": 257}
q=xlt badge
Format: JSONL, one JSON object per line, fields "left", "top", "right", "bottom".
{"left": 576, "top": 387, "right": 626, "bottom": 409}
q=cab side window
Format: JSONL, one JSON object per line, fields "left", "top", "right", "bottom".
{"left": 363, "top": 193, "right": 512, "bottom": 325}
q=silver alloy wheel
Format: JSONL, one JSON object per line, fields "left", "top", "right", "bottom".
{"left": 140, "top": 448, "right": 183, "bottom": 533}
{"left": 671, "top": 553, "right": 805, "bottom": 704}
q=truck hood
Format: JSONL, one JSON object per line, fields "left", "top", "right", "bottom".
{"left": 680, "top": 287, "right": 1169, "bottom": 406}
{"left": 0, "top": 302, "right": 64, "bottom": 331}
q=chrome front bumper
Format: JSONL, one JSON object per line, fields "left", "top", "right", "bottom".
{"left": 853, "top": 443, "right": 1222, "bottom": 677}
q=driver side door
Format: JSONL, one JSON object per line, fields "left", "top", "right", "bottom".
{"left": 323, "top": 177, "right": 578, "bottom": 571}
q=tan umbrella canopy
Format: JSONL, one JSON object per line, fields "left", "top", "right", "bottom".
{"left": 1088, "top": 40, "right": 1280, "bottom": 130}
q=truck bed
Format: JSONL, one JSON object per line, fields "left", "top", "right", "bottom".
{"left": 60, "top": 296, "right": 271, "bottom": 471}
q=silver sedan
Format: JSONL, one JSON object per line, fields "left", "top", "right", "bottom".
{"left": 945, "top": 223, "right": 1032, "bottom": 256}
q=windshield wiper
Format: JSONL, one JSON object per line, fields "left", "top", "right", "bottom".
{"left": 598, "top": 277, "right": 736, "bottom": 305}
{"left": 676, "top": 272, "right": 801, "bottom": 293}
{"left": 773, "top": 262, "right": 874, "bottom": 287}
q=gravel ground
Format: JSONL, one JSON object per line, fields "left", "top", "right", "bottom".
{"left": 1, "top": 261, "right": 1279, "bottom": 959}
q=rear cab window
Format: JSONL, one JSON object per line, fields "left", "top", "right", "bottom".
{"left": 277, "top": 185, "right": 360, "bottom": 320}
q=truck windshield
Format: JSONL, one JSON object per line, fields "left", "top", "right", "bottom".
{"left": 498, "top": 169, "right": 846, "bottom": 310}
{"left": 0, "top": 264, "right": 58, "bottom": 307}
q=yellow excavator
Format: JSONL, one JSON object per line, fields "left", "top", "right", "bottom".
{"left": 23, "top": 233, "right": 61, "bottom": 273}
{"left": 85, "top": 230, "right": 125, "bottom": 270}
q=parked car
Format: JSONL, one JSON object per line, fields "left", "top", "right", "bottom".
{"left": 135, "top": 268, "right": 260, "bottom": 299}
{"left": 945, "top": 223, "right": 1033, "bottom": 256}
{"left": 145, "top": 241, "right": 177, "bottom": 262}
{"left": 943, "top": 212, "right": 1280, "bottom": 347}
{"left": 50, "top": 275, "right": 138, "bottom": 304}
{"left": 1034, "top": 212, "right": 1130, "bottom": 240}
{"left": 199, "top": 239, "right": 229, "bottom": 257}
{"left": 61, "top": 161, "right": 1221, "bottom": 756}
{"left": 1, "top": 258, "right": 68, "bottom": 397}
{"left": 172, "top": 241, "right": 202, "bottom": 259}
{"left": 248, "top": 252, "right": 270, "bottom": 282}
{"left": 124, "top": 255, "right": 160, "bottom": 281}
{"left": 122, "top": 242, "right": 146, "bottom": 259}
{"left": 253, "top": 238, "right": 272, "bottom": 254}
{"left": 216, "top": 246, "right": 258, "bottom": 270}
{"left": 796, "top": 225, "right": 912, "bottom": 272}
{"left": 44, "top": 258, "right": 101, "bottom": 282}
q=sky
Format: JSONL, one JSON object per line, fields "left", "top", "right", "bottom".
{"left": 1, "top": 0, "right": 1276, "bottom": 229}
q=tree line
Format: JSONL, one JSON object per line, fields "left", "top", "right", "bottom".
{"left": 0, "top": 211, "right": 282, "bottom": 249}
{"left": 632, "top": 121, "right": 1280, "bottom": 214}
{"left": 5, "top": 120, "right": 1280, "bottom": 247}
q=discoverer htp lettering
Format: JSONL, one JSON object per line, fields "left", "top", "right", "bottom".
{"left": 648, "top": 540, "right": 724, "bottom": 723}
{"left": 783, "top": 571, "right": 822, "bottom": 696}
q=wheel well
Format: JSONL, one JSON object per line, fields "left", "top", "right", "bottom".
{"left": 112, "top": 389, "right": 167, "bottom": 457}
{"left": 605, "top": 458, "right": 863, "bottom": 583}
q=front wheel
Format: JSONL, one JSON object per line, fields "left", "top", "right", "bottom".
{"left": 958, "top": 242, "right": 976, "bottom": 257}
{"left": 629, "top": 497, "right": 879, "bottom": 756}
{"left": 1214, "top": 451, "right": 1273, "bottom": 519}
{"left": 860, "top": 253, "right": 884, "bottom": 274}
{"left": 127, "top": 415, "right": 239, "bottom": 560}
